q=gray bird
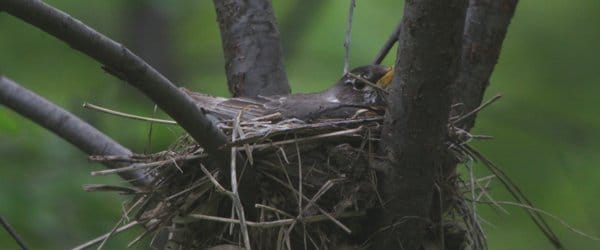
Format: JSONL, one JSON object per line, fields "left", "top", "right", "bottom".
{"left": 182, "top": 65, "right": 392, "bottom": 122}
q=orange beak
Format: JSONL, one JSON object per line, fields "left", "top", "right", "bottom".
{"left": 376, "top": 67, "right": 394, "bottom": 88}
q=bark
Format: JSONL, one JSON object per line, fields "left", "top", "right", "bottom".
{"left": 373, "top": 0, "right": 468, "bottom": 249}
{"left": 0, "top": 76, "right": 150, "bottom": 186}
{"left": 213, "top": 0, "right": 291, "bottom": 97}
{"left": 0, "top": 0, "right": 229, "bottom": 164}
{"left": 454, "top": 0, "right": 519, "bottom": 131}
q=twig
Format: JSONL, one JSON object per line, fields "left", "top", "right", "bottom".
{"left": 463, "top": 144, "right": 564, "bottom": 249}
{"left": 261, "top": 172, "right": 353, "bottom": 233}
{"left": 72, "top": 221, "right": 139, "bottom": 250}
{"left": 343, "top": 0, "right": 357, "bottom": 74}
{"left": 82, "top": 184, "right": 143, "bottom": 194}
{"left": 97, "top": 217, "right": 125, "bottom": 249}
{"left": 244, "top": 126, "right": 363, "bottom": 151}
{"left": 451, "top": 94, "right": 502, "bottom": 125}
{"left": 492, "top": 201, "right": 600, "bottom": 241}
{"left": 90, "top": 154, "right": 205, "bottom": 176}
{"left": 188, "top": 212, "right": 362, "bottom": 229}
{"left": 0, "top": 214, "right": 28, "bottom": 250}
{"left": 372, "top": 20, "right": 403, "bottom": 65}
{"left": 83, "top": 103, "right": 177, "bottom": 125}
{"left": 231, "top": 111, "right": 252, "bottom": 250}
{"left": 285, "top": 180, "right": 339, "bottom": 238}
{"left": 198, "top": 164, "right": 231, "bottom": 196}
{"left": 88, "top": 155, "right": 143, "bottom": 163}
{"left": 347, "top": 72, "right": 389, "bottom": 94}
{"left": 255, "top": 204, "right": 294, "bottom": 218}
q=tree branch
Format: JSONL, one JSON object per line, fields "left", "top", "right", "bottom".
{"left": 212, "top": 0, "right": 291, "bottom": 97}
{"left": 0, "top": 0, "right": 229, "bottom": 163}
{"left": 454, "top": 0, "right": 518, "bottom": 131}
{"left": 372, "top": 20, "right": 402, "bottom": 65}
{"left": 374, "top": 0, "right": 468, "bottom": 249}
{"left": 0, "top": 76, "right": 149, "bottom": 186}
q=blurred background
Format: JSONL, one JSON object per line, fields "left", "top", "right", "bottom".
{"left": 1, "top": 0, "right": 598, "bottom": 249}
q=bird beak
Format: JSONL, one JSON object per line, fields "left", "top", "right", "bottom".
{"left": 376, "top": 67, "right": 394, "bottom": 88}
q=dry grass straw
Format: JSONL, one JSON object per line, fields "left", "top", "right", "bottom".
{"left": 78, "top": 94, "right": 577, "bottom": 249}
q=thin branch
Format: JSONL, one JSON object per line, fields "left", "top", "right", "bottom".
{"left": 374, "top": 0, "right": 469, "bottom": 249}
{"left": 188, "top": 212, "right": 362, "bottom": 229}
{"left": 72, "top": 221, "right": 140, "bottom": 250}
{"left": 90, "top": 154, "right": 205, "bottom": 176}
{"left": 451, "top": 94, "right": 502, "bottom": 125}
{"left": 372, "top": 20, "right": 403, "bottom": 65}
{"left": 212, "top": 0, "right": 290, "bottom": 97}
{"left": 453, "top": 0, "right": 519, "bottom": 131}
{"left": 0, "top": 214, "right": 28, "bottom": 250}
{"left": 0, "top": 76, "right": 149, "bottom": 186}
{"left": 493, "top": 201, "right": 600, "bottom": 241}
{"left": 83, "top": 103, "right": 177, "bottom": 125}
{"left": 0, "top": 0, "right": 229, "bottom": 164}
{"left": 230, "top": 112, "right": 251, "bottom": 250}
{"left": 343, "top": 0, "right": 357, "bottom": 74}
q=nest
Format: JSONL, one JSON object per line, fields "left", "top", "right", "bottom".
{"left": 83, "top": 108, "right": 494, "bottom": 250}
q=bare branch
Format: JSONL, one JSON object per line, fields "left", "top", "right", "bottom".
{"left": 343, "top": 0, "right": 357, "bottom": 74}
{"left": 374, "top": 0, "right": 468, "bottom": 249}
{"left": 0, "top": 214, "right": 28, "bottom": 250}
{"left": 0, "top": 76, "right": 149, "bottom": 186}
{"left": 213, "top": 0, "right": 291, "bottom": 97}
{"left": 372, "top": 20, "right": 402, "bottom": 65}
{"left": 0, "top": 0, "right": 229, "bottom": 163}
{"left": 454, "top": 0, "right": 518, "bottom": 131}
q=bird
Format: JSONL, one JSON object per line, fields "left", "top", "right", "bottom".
{"left": 182, "top": 65, "right": 394, "bottom": 122}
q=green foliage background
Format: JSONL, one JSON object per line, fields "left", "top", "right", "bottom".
{"left": 1, "top": 0, "right": 599, "bottom": 249}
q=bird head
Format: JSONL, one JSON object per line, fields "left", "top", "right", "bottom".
{"left": 323, "top": 65, "right": 393, "bottom": 106}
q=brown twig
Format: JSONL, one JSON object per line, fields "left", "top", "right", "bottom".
{"left": 83, "top": 103, "right": 177, "bottom": 125}
{"left": 90, "top": 154, "right": 205, "bottom": 176}
{"left": 188, "top": 212, "right": 362, "bottom": 229}
{"left": 72, "top": 221, "right": 140, "bottom": 250}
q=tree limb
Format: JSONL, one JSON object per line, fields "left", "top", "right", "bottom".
{"left": 372, "top": 20, "right": 402, "bottom": 65}
{"left": 373, "top": 0, "right": 468, "bottom": 249}
{"left": 454, "top": 0, "right": 518, "bottom": 131}
{"left": 0, "top": 0, "right": 229, "bottom": 163}
{"left": 0, "top": 76, "right": 149, "bottom": 186}
{"left": 212, "top": 0, "right": 291, "bottom": 97}
{"left": 449, "top": 2, "right": 563, "bottom": 249}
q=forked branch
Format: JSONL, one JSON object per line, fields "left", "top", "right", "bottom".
{"left": 0, "top": 0, "right": 229, "bottom": 164}
{"left": 0, "top": 76, "right": 149, "bottom": 186}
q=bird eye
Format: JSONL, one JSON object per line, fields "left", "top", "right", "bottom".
{"left": 353, "top": 80, "right": 366, "bottom": 90}
{"left": 344, "top": 78, "right": 354, "bottom": 86}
